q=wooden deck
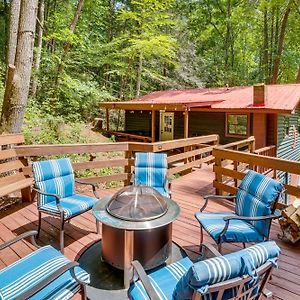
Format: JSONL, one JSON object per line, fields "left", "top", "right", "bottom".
{"left": 0, "top": 165, "right": 299, "bottom": 300}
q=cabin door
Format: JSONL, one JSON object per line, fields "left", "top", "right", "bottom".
{"left": 160, "top": 112, "right": 174, "bottom": 141}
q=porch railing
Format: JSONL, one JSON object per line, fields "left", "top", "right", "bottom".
{"left": 16, "top": 134, "right": 219, "bottom": 189}
{"left": 213, "top": 146, "right": 300, "bottom": 204}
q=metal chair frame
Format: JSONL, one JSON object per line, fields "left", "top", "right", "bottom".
{"left": 0, "top": 231, "right": 87, "bottom": 300}
{"left": 34, "top": 179, "right": 100, "bottom": 253}
{"left": 199, "top": 193, "right": 281, "bottom": 253}
{"left": 130, "top": 243, "right": 275, "bottom": 300}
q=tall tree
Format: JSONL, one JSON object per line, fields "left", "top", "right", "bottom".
{"left": 270, "top": 1, "right": 292, "bottom": 84}
{"left": 0, "top": 0, "right": 38, "bottom": 133}
{"left": 31, "top": 0, "right": 45, "bottom": 98}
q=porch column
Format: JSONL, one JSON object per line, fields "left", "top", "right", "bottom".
{"left": 106, "top": 108, "right": 110, "bottom": 131}
{"left": 184, "top": 110, "right": 189, "bottom": 138}
{"left": 151, "top": 110, "right": 156, "bottom": 142}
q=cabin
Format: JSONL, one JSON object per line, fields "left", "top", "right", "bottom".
{"left": 100, "top": 84, "right": 300, "bottom": 162}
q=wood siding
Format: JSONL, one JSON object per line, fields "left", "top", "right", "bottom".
{"left": 277, "top": 109, "right": 300, "bottom": 187}
{"left": 125, "top": 111, "right": 152, "bottom": 137}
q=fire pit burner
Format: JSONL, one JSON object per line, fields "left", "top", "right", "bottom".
{"left": 106, "top": 185, "right": 168, "bottom": 221}
{"left": 93, "top": 186, "right": 180, "bottom": 288}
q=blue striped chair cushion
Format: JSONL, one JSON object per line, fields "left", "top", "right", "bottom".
{"left": 236, "top": 171, "right": 283, "bottom": 237}
{"left": 134, "top": 153, "right": 168, "bottom": 195}
{"left": 0, "top": 245, "right": 89, "bottom": 300}
{"left": 129, "top": 256, "right": 193, "bottom": 300}
{"left": 238, "top": 171, "right": 283, "bottom": 205}
{"left": 33, "top": 158, "right": 74, "bottom": 182}
{"left": 195, "top": 212, "right": 264, "bottom": 243}
{"left": 173, "top": 241, "right": 280, "bottom": 299}
{"left": 40, "top": 194, "right": 98, "bottom": 218}
{"left": 33, "top": 159, "right": 75, "bottom": 206}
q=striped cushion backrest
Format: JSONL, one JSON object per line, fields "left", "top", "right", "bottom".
{"left": 173, "top": 241, "right": 280, "bottom": 300}
{"left": 32, "top": 158, "right": 75, "bottom": 206}
{"left": 235, "top": 170, "right": 283, "bottom": 237}
{"left": 134, "top": 152, "right": 168, "bottom": 188}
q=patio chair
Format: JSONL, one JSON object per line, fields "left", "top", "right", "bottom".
{"left": 195, "top": 170, "right": 284, "bottom": 252}
{"left": 0, "top": 231, "right": 89, "bottom": 300}
{"left": 134, "top": 152, "right": 171, "bottom": 198}
{"left": 128, "top": 240, "right": 281, "bottom": 300}
{"left": 32, "top": 158, "right": 100, "bottom": 253}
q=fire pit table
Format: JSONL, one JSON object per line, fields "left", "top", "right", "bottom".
{"left": 92, "top": 185, "right": 180, "bottom": 288}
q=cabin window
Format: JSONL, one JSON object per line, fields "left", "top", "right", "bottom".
{"left": 226, "top": 114, "right": 248, "bottom": 137}
{"left": 283, "top": 116, "right": 290, "bottom": 136}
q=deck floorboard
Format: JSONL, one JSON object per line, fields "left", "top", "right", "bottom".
{"left": 0, "top": 165, "right": 299, "bottom": 300}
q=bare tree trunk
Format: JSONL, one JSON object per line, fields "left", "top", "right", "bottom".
{"left": 31, "top": 0, "right": 44, "bottom": 98}
{"left": 136, "top": 53, "right": 143, "bottom": 98}
{"left": 270, "top": 2, "right": 291, "bottom": 84}
{"left": 1, "top": 0, "right": 38, "bottom": 133}
{"left": 296, "top": 65, "right": 300, "bottom": 83}
{"left": 262, "top": 8, "right": 269, "bottom": 82}
{"left": 2, "top": 0, "right": 21, "bottom": 126}
{"left": 6, "top": 0, "right": 21, "bottom": 66}
{"left": 55, "top": 0, "right": 85, "bottom": 85}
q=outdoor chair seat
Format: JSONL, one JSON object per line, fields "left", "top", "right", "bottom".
{"left": 32, "top": 158, "right": 100, "bottom": 252}
{"left": 0, "top": 232, "right": 89, "bottom": 300}
{"left": 195, "top": 170, "right": 283, "bottom": 252}
{"left": 195, "top": 212, "right": 264, "bottom": 243}
{"left": 40, "top": 194, "right": 98, "bottom": 219}
{"left": 128, "top": 241, "right": 280, "bottom": 300}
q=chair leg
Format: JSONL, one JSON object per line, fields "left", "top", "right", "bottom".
{"left": 37, "top": 211, "right": 42, "bottom": 238}
{"left": 243, "top": 242, "right": 246, "bottom": 248}
{"left": 199, "top": 225, "right": 203, "bottom": 251}
{"left": 60, "top": 217, "right": 65, "bottom": 254}
{"left": 81, "top": 284, "right": 87, "bottom": 300}
{"left": 96, "top": 219, "right": 100, "bottom": 234}
{"left": 217, "top": 242, "right": 222, "bottom": 254}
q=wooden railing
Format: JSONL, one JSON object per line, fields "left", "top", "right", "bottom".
{"left": 16, "top": 134, "right": 219, "bottom": 189}
{"left": 213, "top": 146, "right": 300, "bottom": 204}
{"left": 254, "top": 145, "right": 276, "bottom": 175}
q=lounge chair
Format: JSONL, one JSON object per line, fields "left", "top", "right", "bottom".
{"left": 32, "top": 158, "right": 100, "bottom": 252}
{"left": 0, "top": 231, "right": 89, "bottom": 300}
{"left": 195, "top": 170, "right": 283, "bottom": 252}
{"left": 134, "top": 152, "right": 171, "bottom": 197}
{"left": 128, "top": 241, "right": 280, "bottom": 300}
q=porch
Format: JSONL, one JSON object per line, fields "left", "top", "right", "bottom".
{"left": 0, "top": 134, "right": 300, "bottom": 299}
{"left": 0, "top": 165, "right": 299, "bottom": 300}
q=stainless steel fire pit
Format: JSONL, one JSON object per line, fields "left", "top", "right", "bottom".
{"left": 92, "top": 185, "right": 180, "bottom": 288}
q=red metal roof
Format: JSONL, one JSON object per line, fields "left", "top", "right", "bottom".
{"left": 129, "top": 84, "right": 300, "bottom": 111}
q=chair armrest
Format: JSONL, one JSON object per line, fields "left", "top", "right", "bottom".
{"left": 0, "top": 231, "right": 39, "bottom": 250}
{"left": 33, "top": 187, "right": 63, "bottom": 213}
{"left": 200, "top": 195, "right": 236, "bottom": 212}
{"left": 218, "top": 211, "right": 281, "bottom": 242}
{"left": 75, "top": 179, "right": 100, "bottom": 199}
{"left": 14, "top": 262, "right": 86, "bottom": 300}
{"left": 223, "top": 212, "right": 281, "bottom": 222}
{"left": 131, "top": 260, "right": 160, "bottom": 300}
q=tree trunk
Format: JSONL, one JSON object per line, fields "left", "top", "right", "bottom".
{"left": 55, "top": 0, "right": 85, "bottom": 85}
{"left": 1, "top": 0, "right": 21, "bottom": 128}
{"left": 31, "top": 0, "right": 45, "bottom": 98}
{"left": 0, "top": 0, "right": 38, "bottom": 133}
{"left": 270, "top": 2, "right": 291, "bottom": 84}
{"left": 262, "top": 7, "right": 269, "bottom": 82}
{"left": 6, "top": 0, "right": 21, "bottom": 66}
{"left": 296, "top": 65, "right": 300, "bottom": 83}
{"left": 136, "top": 53, "right": 143, "bottom": 98}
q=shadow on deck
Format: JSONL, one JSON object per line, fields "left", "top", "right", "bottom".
{"left": 0, "top": 165, "right": 299, "bottom": 300}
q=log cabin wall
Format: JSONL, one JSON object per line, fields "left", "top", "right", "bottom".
{"left": 277, "top": 108, "right": 300, "bottom": 185}
{"left": 180, "top": 112, "right": 241, "bottom": 144}
{"left": 125, "top": 110, "right": 152, "bottom": 137}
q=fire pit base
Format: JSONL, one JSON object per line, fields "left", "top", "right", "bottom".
{"left": 77, "top": 239, "right": 187, "bottom": 296}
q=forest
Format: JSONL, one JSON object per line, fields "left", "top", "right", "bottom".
{"left": 0, "top": 0, "right": 299, "bottom": 143}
